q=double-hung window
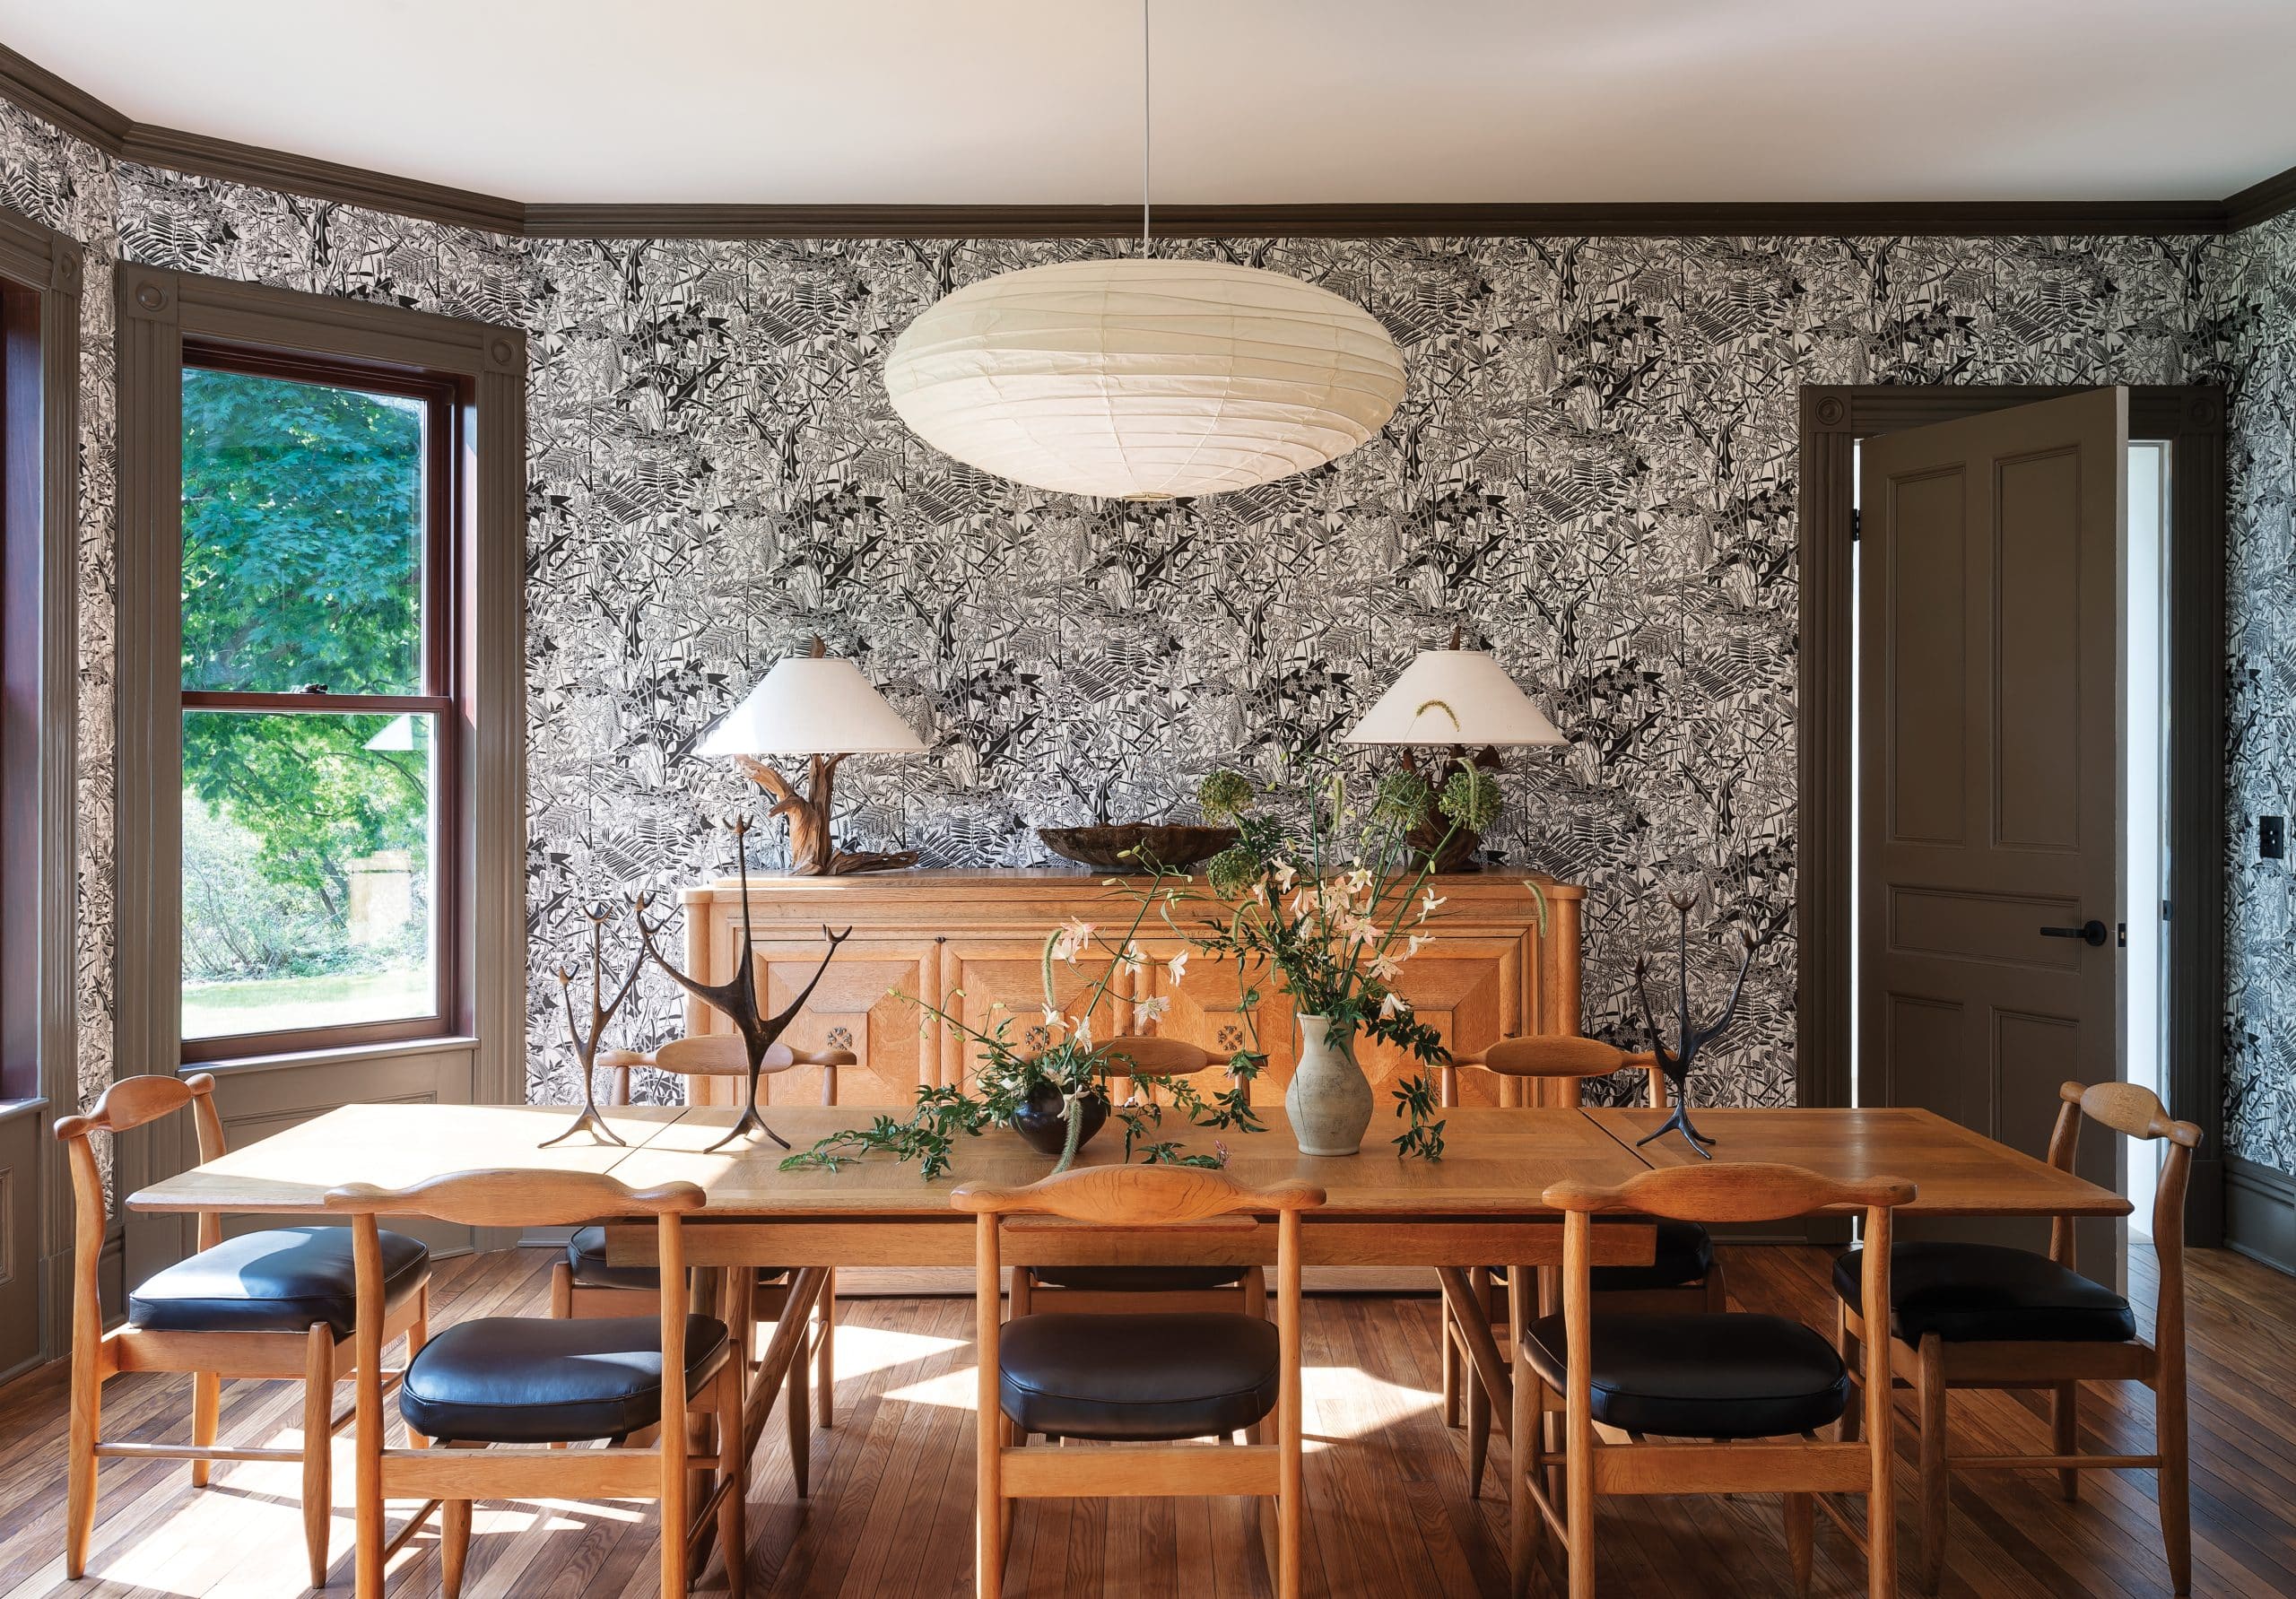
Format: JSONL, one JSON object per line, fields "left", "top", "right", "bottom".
{"left": 177, "top": 342, "right": 463, "bottom": 1060}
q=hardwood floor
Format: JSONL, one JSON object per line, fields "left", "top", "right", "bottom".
{"left": 1, "top": 1243, "right": 2290, "bottom": 1597}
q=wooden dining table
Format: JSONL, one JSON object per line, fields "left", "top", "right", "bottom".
{"left": 127, "top": 1097, "right": 2127, "bottom": 1569}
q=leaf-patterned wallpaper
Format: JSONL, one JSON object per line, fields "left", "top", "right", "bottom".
{"left": 3, "top": 91, "right": 2291, "bottom": 1169}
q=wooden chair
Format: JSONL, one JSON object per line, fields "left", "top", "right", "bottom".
{"left": 1441, "top": 1035, "right": 1728, "bottom": 1498}
{"left": 953, "top": 1164, "right": 1325, "bottom": 1599}
{"left": 556, "top": 1034, "right": 848, "bottom": 1494}
{"left": 57, "top": 1073, "right": 431, "bottom": 1587}
{"left": 1008, "top": 1038, "right": 1266, "bottom": 1321}
{"left": 1833, "top": 1080, "right": 2201, "bottom": 1595}
{"left": 1522, "top": 1162, "right": 1912, "bottom": 1598}
{"left": 327, "top": 1169, "right": 746, "bottom": 1599}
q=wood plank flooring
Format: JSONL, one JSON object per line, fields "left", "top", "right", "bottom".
{"left": 0, "top": 1243, "right": 2289, "bottom": 1597}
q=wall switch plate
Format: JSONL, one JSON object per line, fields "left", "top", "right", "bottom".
{"left": 2262, "top": 815, "right": 2286, "bottom": 860}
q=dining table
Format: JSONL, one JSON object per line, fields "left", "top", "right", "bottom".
{"left": 126, "top": 1096, "right": 2129, "bottom": 1569}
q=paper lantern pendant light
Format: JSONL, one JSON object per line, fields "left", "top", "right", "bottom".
{"left": 885, "top": 257, "right": 1407, "bottom": 501}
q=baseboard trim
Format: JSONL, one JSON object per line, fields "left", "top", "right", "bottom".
{"left": 2225, "top": 1157, "right": 2296, "bottom": 1277}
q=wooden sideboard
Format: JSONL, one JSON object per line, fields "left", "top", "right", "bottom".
{"left": 677, "top": 868, "right": 1584, "bottom": 1110}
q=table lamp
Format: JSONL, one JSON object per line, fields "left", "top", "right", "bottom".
{"left": 698, "top": 637, "right": 925, "bottom": 875}
{"left": 1343, "top": 630, "right": 1565, "bottom": 872}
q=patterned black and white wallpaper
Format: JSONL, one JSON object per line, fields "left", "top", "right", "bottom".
{"left": 4, "top": 91, "right": 2292, "bottom": 1169}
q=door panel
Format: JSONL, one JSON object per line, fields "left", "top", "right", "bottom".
{"left": 1859, "top": 388, "right": 2125, "bottom": 1255}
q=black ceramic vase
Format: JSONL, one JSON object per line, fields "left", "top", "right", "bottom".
{"left": 1009, "top": 1081, "right": 1109, "bottom": 1159}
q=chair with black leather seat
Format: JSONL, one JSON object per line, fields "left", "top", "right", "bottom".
{"left": 1833, "top": 1080, "right": 2199, "bottom": 1595}
{"left": 328, "top": 1169, "right": 745, "bottom": 1599}
{"left": 56, "top": 1073, "right": 430, "bottom": 1588}
{"left": 954, "top": 1163, "right": 1324, "bottom": 1599}
{"left": 553, "top": 1033, "right": 847, "bottom": 1494}
{"left": 1519, "top": 1162, "right": 1910, "bottom": 1599}
{"left": 1442, "top": 1034, "right": 1727, "bottom": 1498}
{"left": 1008, "top": 1038, "right": 1266, "bottom": 1324}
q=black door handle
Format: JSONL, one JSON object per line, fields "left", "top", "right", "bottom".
{"left": 2039, "top": 919, "right": 2109, "bottom": 947}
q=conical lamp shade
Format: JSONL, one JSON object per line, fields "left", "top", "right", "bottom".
{"left": 1343, "top": 649, "right": 1564, "bottom": 747}
{"left": 698, "top": 654, "right": 925, "bottom": 757}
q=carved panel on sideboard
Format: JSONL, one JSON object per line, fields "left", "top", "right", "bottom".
{"left": 677, "top": 869, "right": 1584, "bottom": 1108}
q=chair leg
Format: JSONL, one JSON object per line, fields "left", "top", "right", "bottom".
{"left": 1916, "top": 1334, "right": 1947, "bottom": 1595}
{"left": 302, "top": 1325, "right": 335, "bottom": 1589}
{"left": 1507, "top": 1282, "right": 1537, "bottom": 1599}
{"left": 814, "top": 1268, "right": 836, "bottom": 1429}
{"left": 191, "top": 1371, "right": 221, "bottom": 1488}
{"left": 786, "top": 1338, "right": 812, "bottom": 1499}
{"left": 1440, "top": 1308, "right": 1461, "bottom": 1428}
{"left": 1466, "top": 1352, "right": 1491, "bottom": 1499}
{"left": 1704, "top": 1256, "right": 1729, "bottom": 1312}
{"left": 440, "top": 1499, "right": 471, "bottom": 1599}
{"left": 718, "top": 1365, "right": 748, "bottom": 1599}
{"left": 1784, "top": 1492, "right": 1814, "bottom": 1595}
{"left": 65, "top": 1336, "right": 100, "bottom": 1579}
{"left": 549, "top": 1260, "right": 572, "bottom": 1318}
{"left": 2158, "top": 1365, "right": 2191, "bottom": 1595}
{"left": 2051, "top": 1382, "right": 2080, "bottom": 1500}
{"left": 1834, "top": 1305, "right": 1862, "bottom": 1445}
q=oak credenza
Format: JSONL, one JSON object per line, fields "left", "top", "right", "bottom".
{"left": 677, "top": 867, "right": 1584, "bottom": 1110}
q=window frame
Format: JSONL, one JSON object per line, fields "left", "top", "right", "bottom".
{"left": 175, "top": 339, "right": 470, "bottom": 1063}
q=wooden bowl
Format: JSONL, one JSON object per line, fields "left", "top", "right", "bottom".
{"left": 1035, "top": 823, "right": 1239, "bottom": 873}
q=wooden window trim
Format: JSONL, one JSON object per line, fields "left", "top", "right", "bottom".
{"left": 115, "top": 265, "right": 526, "bottom": 1170}
{"left": 1797, "top": 385, "right": 2228, "bottom": 1247}
{"left": 0, "top": 213, "right": 79, "bottom": 1117}
{"left": 174, "top": 341, "right": 468, "bottom": 1064}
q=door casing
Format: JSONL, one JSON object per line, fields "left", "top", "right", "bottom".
{"left": 1799, "top": 385, "right": 2227, "bottom": 1246}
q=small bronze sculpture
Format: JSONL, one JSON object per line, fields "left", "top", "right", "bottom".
{"left": 539, "top": 902, "right": 648, "bottom": 1149}
{"left": 639, "top": 815, "right": 852, "bottom": 1152}
{"left": 1632, "top": 887, "right": 1754, "bottom": 1159}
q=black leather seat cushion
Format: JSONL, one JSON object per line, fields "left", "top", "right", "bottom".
{"left": 1027, "top": 1265, "right": 1247, "bottom": 1292}
{"left": 565, "top": 1225, "right": 787, "bottom": 1293}
{"left": 1491, "top": 1221, "right": 1715, "bottom": 1293}
{"left": 128, "top": 1225, "right": 429, "bottom": 1339}
{"left": 999, "top": 1313, "right": 1279, "bottom": 1442}
{"left": 1833, "top": 1242, "right": 2136, "bottom": 1345}
{"left": 1525, "top": 1313, "right": 1848, "bottom": 1439}
{"left": 401, "top": 1314, "right": 731, "bottom": 1444}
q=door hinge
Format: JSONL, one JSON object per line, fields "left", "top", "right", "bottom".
{"left": 2161, "top": 898, "right": 2171, "bottom": 921}
{"left": 1850, "top": 507, "right": 1861, "bottom": 542}
{"left": 2118, "top": 922, "right": 2127, "bottom": 948}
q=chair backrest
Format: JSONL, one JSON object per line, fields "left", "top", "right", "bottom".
{"left": 56, "top": 1072, "right": 227, "bottom": 1253}
{"left": 1459, "top": 1035, "right": 1668, "bottom": 1109}
{"left": 2043, "top": 1079, "right": 2203, "bottom": 1311}
{"left": 603, "top": 1036, "right": 856, "bottom": 1107}
{"left": 952, "top": 1162, "right": 1323, "bottom": 1226}
{"left": 1094, "top": 1037, "right": 1219, "bottom": 1080}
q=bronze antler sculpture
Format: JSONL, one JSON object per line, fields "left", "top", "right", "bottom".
{"left": 539, "top": 901, "right": 648, "bottom": 1149}
{"left": 638, "top": 815, "right": 853, "bottom": 1152}
{"left": 1631, "top": 886, "right": 1754, "bottom": 1159}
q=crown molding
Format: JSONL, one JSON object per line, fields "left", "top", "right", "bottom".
{"left": 2224, "top": 161, "right": 2296, "bottom": 232}
{"left": 117, "top": 124, "right": 525, "bottom": 236}
{"left": 0, "top": 43, "right": 127, "bottom": 151}
{"left": 3, "top": 42, "right": 2291, "bottom": 241}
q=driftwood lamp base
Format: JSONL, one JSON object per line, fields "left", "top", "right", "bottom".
{"left": 735, "top": 753, "right": 919, "bottom": 876}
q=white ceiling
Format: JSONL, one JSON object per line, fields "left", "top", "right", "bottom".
{"left": 4, "top": 0, "right": 2292, "bottom": 205}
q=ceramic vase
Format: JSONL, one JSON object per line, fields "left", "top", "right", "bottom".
{"left": 1285, "top": 1015, "right": 1374, "bottom": 1156}
{"left": 1009, "top": 1081, "right": 1108, "bottom": 1160}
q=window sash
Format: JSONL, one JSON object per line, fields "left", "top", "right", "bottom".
{"left": 175, "top": 341, "right": 468, "bottom": 1062}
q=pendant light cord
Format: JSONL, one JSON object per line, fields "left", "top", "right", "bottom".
{"left": 1140, "top": 0, "right": 1152, "bottom": 256}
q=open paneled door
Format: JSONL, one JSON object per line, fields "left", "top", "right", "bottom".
{"left": 1857, "top": 387, "right": 2126, "bottom": 1258}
